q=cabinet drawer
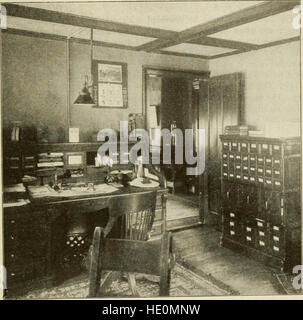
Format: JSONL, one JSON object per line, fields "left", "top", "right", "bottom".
{"left": 257, "top": 156, "right": 264, "bottom": 166}
{"left": 265, "top": 168, "right": 272, "bottom": 178}
{"left": 222, "top": 141, "right": 230, "bottom": 151}
{"left": 272, "top": 144, "right": 282, "bottom": 157}
{"left": 261, "top": 143, "right": 270, "bottom": 155}
{"left": 273, "top": 179, "right": 282, "bottom": 190}
{"left": 273, "top": 158, "right": 282, "bottom": 168}
{"left": 235, "top": 153, "right": 242, "bottom": 164}
{"left": 273, "top": 168, "right": 282, "bottom": 179}
{"left": 235, "top": 164, "right": 241, "bottom": 174}
{"left": 240, "top": 142, "right": 248, "bottom": 153}
{"left": 265, "top": 157, "right": 272, "bottom": 166}
{"left": 264, "top": 178, "right": 273, "bottom": 188}
{"left": 249, "top": 142, "right": 258, "bottom": 153}
{"left": 257, "top": 166, "right": 264, "bottom": 176}
{"left": 223, "top": 216, "right": 243, "bottom": 241}
{"left": 7, "top": 266, "right": 24, "bottom": 284}
{"left": 244, "top": 221, "right": 257, "bottom": 248}
{"left": 231, "top": 142, "right": 239, "bottom": 152}
{"left": 222, "top": 152, "right": 228, "bottom": 163}
{"left": 249, "top": 166, "right": 256, "bottom": 176}
{"left": 249, "top": 155, "right": 256, "bottom": 167}
{"left": 242, "top": 165, "right": 249, "bottom": 175}
{"left": 242, "top": 154, "right": 249, "bottom": 166}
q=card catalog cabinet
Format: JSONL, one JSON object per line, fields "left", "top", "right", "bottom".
{"left": 220, "top": 135, "right": 301, "bottom": 271}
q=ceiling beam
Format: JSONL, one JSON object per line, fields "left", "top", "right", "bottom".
{"left": 4, "top": 3, "right": 175, "bottom": 39}
{"left": 5, "top": 2, "right": 279, "bottom": 54}
{"left": 140, "top": 1, "right": 300, "bottom": 52}
{"left": 3, "top": 28, "right": 210, "bottom": 61}
{"left": 209, "top": 35, "right": 300, "bottom": 60}
{"left": 188, "top": 37, "right": 260, "bottom": 51}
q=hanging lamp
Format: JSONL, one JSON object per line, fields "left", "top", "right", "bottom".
{"left": 74, "top": 29, "right": 95, "bottom": 105}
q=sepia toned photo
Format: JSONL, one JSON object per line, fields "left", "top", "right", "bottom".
{"left": 0, "top": 0, "right": 302, "bottom": 300}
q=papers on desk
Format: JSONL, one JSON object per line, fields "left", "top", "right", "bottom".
{"left": 28, "top": 184, "right": 119, "bottom": 199}
{"left": 129, "top": 178, "right": 159, "bottom": 188}
{"left": 4, "top": 183, "right": 26, "bottom": 193}
{"left": 109, "top": 170, "right": 133, "bottom": 175}
{"left": 3, "top": 199, "right": 30, "bottom": 208}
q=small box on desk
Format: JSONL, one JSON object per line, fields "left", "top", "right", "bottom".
{"left": 86, "top": 166, "right": 110, "bottom": 183}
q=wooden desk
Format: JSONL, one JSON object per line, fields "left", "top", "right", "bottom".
{"left": 3, "top": 185, "right": 168, "bottom": 297}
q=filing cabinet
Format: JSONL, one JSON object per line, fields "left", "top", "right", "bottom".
{"left": 220, "top": 135, "right": 301, "bottom": 271}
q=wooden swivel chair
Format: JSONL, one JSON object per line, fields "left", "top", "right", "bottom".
{"left": 88, "top": 227, "right": 172, "bottom": 297}
{"left": 88, "top": 190, "right": 172, "bottom": 297}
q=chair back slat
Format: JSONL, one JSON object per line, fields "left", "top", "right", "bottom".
{"left": 109, "top": 191, "right": 157, "bottom": 241}
{"left": 101, "top": 238, "right": 162, "bottom": 275}
{"left": 88, "top": 227, "right": 172, "bottom": 297}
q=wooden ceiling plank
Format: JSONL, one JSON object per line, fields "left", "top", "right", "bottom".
{"left": 157, "top": 50, "right": 211, "bottom": 60}
{"left": 189, "top": 37, "right": 259, "bottom": 50}
{"left": 141, "top": 1, "right": 300, "bottom": 52}
{"left": 3, "top": 28, "right": 209, "bottom": 61}
{"left": 4, "top": 3, "right": 175, "bottom": 40}
{"left": 209, "top": 35, "right": 300, "bottom": 60}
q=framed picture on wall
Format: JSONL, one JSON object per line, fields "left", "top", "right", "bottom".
{"left": 92, "top": 60, "right": 128, "bottom": 108}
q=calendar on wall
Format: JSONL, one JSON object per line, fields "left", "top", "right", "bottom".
{"left": 92, "top": 60, "right": 128, "bottom": 108}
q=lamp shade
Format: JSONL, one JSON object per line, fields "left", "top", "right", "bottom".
{"left": 74, "top": 82, "right": 95, "bottom": 105}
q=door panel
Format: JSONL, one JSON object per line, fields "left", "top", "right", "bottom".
{"left": 200, "top": 73, "right": 244, "bottom": 225}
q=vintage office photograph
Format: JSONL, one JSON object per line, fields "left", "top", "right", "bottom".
{"left": 0, "top": 0, "right": 302, "bottom": 299}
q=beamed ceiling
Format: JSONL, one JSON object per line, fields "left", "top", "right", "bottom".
{"left": 3, "top": 1, "right": 301, "bottom": 60}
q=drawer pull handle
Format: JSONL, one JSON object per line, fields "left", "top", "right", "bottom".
{"left": 10, "top": 220, "right": 15, "bottom": 224}
{"left": 227, "top": 191, "right": 230, "bottom": 199}
{"left": 247, "top": 195, "right": 250, "bottom": 203}
{"left": 10, "top": 273, "right": 15, "bottom": 277}
{"left": 10, "top": 254, "right": 15, "bottom": 258}
{"left": 10, "top": 235, "right": 15, "bottom": 240}
{"left": 265, "top": 201, "right": 268, "bottom": 210}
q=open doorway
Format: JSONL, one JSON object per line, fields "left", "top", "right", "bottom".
{"left": 143, "top": 67, "right": 209, "bottom": 227}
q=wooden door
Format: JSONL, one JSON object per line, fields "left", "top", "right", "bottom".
{"left": 199, "top": 73, "right": 244, "bottom": 224}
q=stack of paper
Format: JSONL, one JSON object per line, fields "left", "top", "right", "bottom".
{"left": 37, "top": 152, "right": 64, "bottom": 168}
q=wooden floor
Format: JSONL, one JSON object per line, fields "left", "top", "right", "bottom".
{"left": 166, "top": 193, "right": 201, "bottom": 231}
{"left": 172, "top": 226, "right": 284, "bottom": 296}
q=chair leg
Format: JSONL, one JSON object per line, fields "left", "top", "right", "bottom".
{"left": 127, "top": 273, "right": 140, "bottom": 296}
{"left": 99, "top": 271, "right": 121, "bottom": 294}
{"left": 88, "top": 228, "right": 102, "bottom": 298}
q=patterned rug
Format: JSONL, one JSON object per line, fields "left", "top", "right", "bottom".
{"left": 273, "top": 272, "right": 303, "bottom": 295}
{"left": 14, "top": 263, "right": 233, "bottom": 299}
